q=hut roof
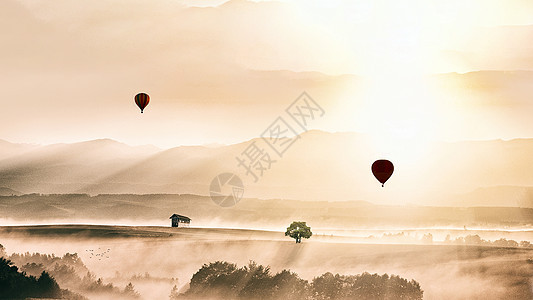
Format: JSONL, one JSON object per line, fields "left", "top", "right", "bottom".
{"left": 169, "top": 214, "right": 191, "bottom": 221}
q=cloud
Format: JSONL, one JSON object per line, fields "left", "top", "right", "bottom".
{"left": 2, "top": 0, "right": 533, "bottom": 146}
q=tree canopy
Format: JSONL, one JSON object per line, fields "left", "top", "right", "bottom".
{"left": 285, "top": 221, "right": 312, "bottom": 243}
{"left": 180, "top": 260, "right": 423, "bottom": 300}
{"left": 0, "top": 257, "right": 85, "bottom": 299}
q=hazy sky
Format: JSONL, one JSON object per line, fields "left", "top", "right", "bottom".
{"left": 2, "top": 0, "right": 533, "bottom": 148}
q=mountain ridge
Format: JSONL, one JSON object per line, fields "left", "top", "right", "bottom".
{"left": 1, "top": 131, "right": 533, "bottom": 207}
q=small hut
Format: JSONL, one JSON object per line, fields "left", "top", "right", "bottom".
{"left": 169, "top": 214, "right": 191, "bottom": 227}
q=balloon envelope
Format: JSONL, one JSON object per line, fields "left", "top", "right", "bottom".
{"left": 134, "top": 93, "right": 150, "bottom": 113}
{"left": 372, "top": 160, "right": 394, "bottom": 187}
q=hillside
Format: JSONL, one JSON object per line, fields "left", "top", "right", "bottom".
{"left": 0, "top": 194, "right": 531, "bottom": 228}
{"left": 1, "top": 131, "right": 533, "bottom": 206}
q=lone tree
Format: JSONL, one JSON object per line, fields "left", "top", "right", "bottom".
{"left": 285, "top": 221, "right": 312, "bottom": 243}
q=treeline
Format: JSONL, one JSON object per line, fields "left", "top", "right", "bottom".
{"left": 175, "top": 261, "right": 423, "bottom": 300}
{"left": 0, "top": 244, "right": 140, "bottom": 299}
{"left": 0, "top": 257, "right": 85, "bottom": 299}
{"left": 373, "top": 232, "right": 532, "bottom": 248}
{"left": 444, "top": 234, "right": 533, "bottom": 248}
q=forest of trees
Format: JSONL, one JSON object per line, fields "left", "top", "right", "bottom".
{"left": 178, "top": 261, "right": 423, "bottom": 300}
{"left": 0, "top": 244, "right": 140, "bottom": 299}
{"left": 0, "top": 257, "right": 86, "bottom": 299}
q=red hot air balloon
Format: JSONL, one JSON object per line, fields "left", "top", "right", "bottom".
{"left": 372, "top": 160, "right": 394, "bottom": 187}
{"left": 134, "top": 93, "right": 150, "bottom": 113}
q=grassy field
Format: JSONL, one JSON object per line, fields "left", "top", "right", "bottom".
{"left": 0, "top": 225, "right": 532, "bottom": 299}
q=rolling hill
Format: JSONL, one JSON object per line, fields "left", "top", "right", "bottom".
{"left": 0, "top": 193, "right": 531, "bottom": 228}
{"left": 1, "top": 131, "right": 533, "bottom": 206}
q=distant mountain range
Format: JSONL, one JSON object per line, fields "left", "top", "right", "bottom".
{"left": 0, "top": 131, "right": 533, "bottom": 207}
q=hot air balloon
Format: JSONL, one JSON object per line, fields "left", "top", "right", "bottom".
{"left": 372, "top": 159, "right": 394, "bottom": 187}
{"left": 134, "top": 93, "right": 150, "bottom": 113}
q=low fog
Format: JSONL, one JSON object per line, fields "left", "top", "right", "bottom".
{"left": 2, "top": 1, "right": 533, "bottom": 299}
{"left": 1, "top": 221, "right": 532, "bottom": 299}
{"left": 0, "top": 192, "right": 532, "bottom": 299}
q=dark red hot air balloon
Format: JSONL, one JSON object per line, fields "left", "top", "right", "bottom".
{"left": 372, "top": 160, "right": 394, "bottom": 187}
{"left": 134, "top": 93, "right": 150, "bottom": 113}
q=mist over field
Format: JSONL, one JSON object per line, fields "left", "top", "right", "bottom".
{"left": 0, "top": 192, "right": 532, "bottom": 299}
{"left": 1, "top": 97, "right": 533, "bottom": 299}
{"left": 1, "top": 225, "right": 532, "bottom": 300}
{"left": 3, "top": 0, "right": 533, "bottom": 299}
